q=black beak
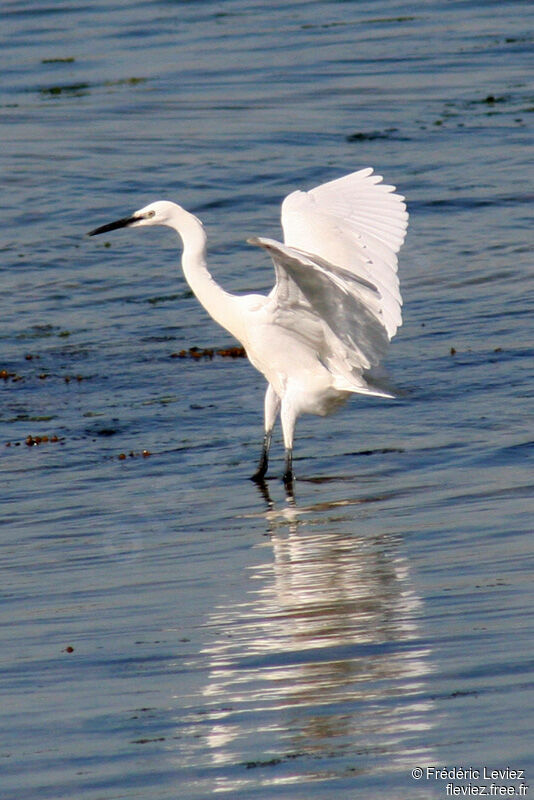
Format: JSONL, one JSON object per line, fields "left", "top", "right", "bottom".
{"left": 88, "top": 215, "right": 139, "bottom": 237}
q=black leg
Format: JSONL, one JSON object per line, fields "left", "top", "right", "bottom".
{"left": 282, "top": 447, "right": 294, "bottom": 489}
{"left": 250, "top": 431, "right": 271, "bottom": 483}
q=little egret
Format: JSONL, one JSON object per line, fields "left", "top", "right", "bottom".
{"left": 89, "top": 168, "right": 408, "bottom": 486}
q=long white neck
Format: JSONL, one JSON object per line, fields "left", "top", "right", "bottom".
{"left": 165, "top": 205, "right": 244, "bottom": 341}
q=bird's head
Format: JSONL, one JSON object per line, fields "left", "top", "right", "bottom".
{"left": 88, "top": 200, "right": 181, "bottom": 237}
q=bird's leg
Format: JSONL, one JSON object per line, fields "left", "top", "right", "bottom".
{"left": 281, "top": 399, "right": 296, "bottom": 487}
{"left": 283, "top": 448, "right": 294, "bottom": 489}
{"left": 251, "top": 431, "right": 272, "bottom": 482}
{"left": 250, "top": 384, "right": 280, "bottom": 483}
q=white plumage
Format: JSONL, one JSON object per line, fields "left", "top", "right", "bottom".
{"left": 89, "top": 168, "right": 408, "bottom": 487}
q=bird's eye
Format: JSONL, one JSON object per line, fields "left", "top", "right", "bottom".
{"left": 147, "top": 210, "right": 155, "bottom": 218}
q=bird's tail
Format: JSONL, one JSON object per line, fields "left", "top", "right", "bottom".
{"left": 333, "top": 375, "right": 395, "bottom": 399}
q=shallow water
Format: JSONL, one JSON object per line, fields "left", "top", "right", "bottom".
{"left": 1, "top": 1, "right": 533, "bottom": 798}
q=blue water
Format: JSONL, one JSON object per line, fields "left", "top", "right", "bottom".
{"left": 1, "top": 1, "right": 533, "bottom": 798}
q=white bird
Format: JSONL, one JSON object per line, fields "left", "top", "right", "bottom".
{"left": 89, "top": 168, "right": 408, "bottom": 486}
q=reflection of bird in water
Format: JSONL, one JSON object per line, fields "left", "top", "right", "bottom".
{"left": 89, "top": 168, "right": 408, "bottom": 488}
{"left": 198, "top": 497, "right": 435, "bottom": 786}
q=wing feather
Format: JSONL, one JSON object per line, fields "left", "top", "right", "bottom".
{"left": 249, "top": 237, "right": 390, "bottom": 385}
{"left": 247, "top": 168, "right": 408, "bottom": 397}
{"left": 281, "top": 167, "right": 408, "bottom": 338}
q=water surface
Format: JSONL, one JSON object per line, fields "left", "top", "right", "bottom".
{"left": 1, "top": 1, "right": 533, "bottom": 798}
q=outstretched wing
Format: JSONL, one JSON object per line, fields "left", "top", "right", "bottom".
{"left": 281, "top": 167, "right": 407, "bottom": 338}
{"left": 248, "top": 168, "right": 408, "bottom": 394}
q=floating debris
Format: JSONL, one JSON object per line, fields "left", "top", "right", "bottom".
{"left": 483, "top": 94, "right": 507, "bottom": 104}
{"left": 96, "top": 427, "right": 118, "bottom": 437}
{"left": 1, "top": 364, "right": 89, "bottom": 384}
{"left": 40, "top": 82, "right": 90, "bottom": 97}
{"left": 4, "top": 434, "right": 63, "bottom": 448}
{"left": 448, "top": 346, "right": 503, "bottom": 357}
{"left": 131, "top": 737, "right": 166, "bottom": 745}
{"left": 1, "top": 368, "right": 24, "bottom": 382}
{"left": 346, "top": 128, "right": 401, "bottom": 142}
{"left": 117, "top": 450, "right": 151, "bottom": 461}
{"left": 244, "top": 752, "right": 304, "bottom": 769}
{"left": 42, "top": 57, "right": 75, "bottom": 64}
{"left": 24, "top": 434, "right": 62, "bottom": 447}
{"left": 365, "top": 15, "right": 415, "bottom": 23}
{"left": 170, "top": 346, "right": 246, "bottom": 360}
{"left": 104, "top": 76, "right": 147, "bottom": 88}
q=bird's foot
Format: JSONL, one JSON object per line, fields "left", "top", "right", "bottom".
{"left": 250, "top": 435, "right": 271, "bottom": 483}
{"left": 283, "top": 448, "right": 294, "bottom": 492}
{"left": 250, "top": 463, "right": 268, "bottom": 483}
{"left": 282, "top": 469, "right": 294, "bottom": 492}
